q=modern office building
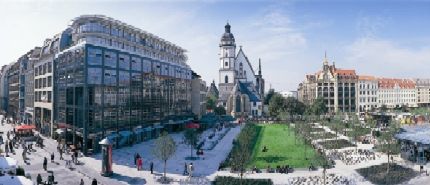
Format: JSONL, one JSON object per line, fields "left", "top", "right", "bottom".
{"left": 357, "top": 75, "right": 378, "bottom": 112}
{"left": 50, "top": 15, "right": 193, "bottom": 153}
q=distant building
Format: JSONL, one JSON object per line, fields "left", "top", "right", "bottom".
{"left": 414, "top": 79, "right": 430, "bottom": 107}
{"left": 298, "top": 54, "right": 357, "bottom": 113}
{"left": 280, "top": 91, "right": 298, "bottom": 99}
{"left": 357, "top": 75, "right": 378, "bottom": 112}
{"left": 217, "top": 23, "right": 264, "bottom": 118}
{"left": 377, "top": 78, "right": 417, "bottom": 109}
{"left": 191, "top": 72, "right": 207, "bottom": 118}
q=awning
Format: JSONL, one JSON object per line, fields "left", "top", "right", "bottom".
{"left": 154, "top": 125, "right": 164, "bottom": 129}
{"left": 119, "top": 130, "right": 132, "bottom": 137}
{"left": 135, "top": 128, "right": 144, "bottom": 133}
{"left": 57, "top": 123, "right": 72, "bottom": 129}
{"left": 186, "top": 123, "right": 200, "bottom": 129}
{"left": 107, "top": 133, "right": 119, "bottom": 140}
{"left": 144, "top": 127, "right": 153, "bottom": 132}
{"left": 15, "top": 124, "right": 36, "bottom": 131}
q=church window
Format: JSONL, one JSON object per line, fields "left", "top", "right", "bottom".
{"left": 244, "top": 71, "right": 246, "bottom": 76}
{"left": 225, "top": 75, "right": 229, "bottom": 83}
{"left": 225, "top": 62, "right": 228, "bottom": 67}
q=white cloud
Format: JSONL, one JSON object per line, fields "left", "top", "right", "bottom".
{"left": 344, "top": 37, "right": 430, "bottom": 78}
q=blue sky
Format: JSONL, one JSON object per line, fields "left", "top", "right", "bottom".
{"left": 1, "top": 0, "right": 429, "bottom": 91}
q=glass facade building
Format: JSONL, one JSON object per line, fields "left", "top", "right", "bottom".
{"left": 52, "top": 15, "right": 192, "bottom": 153}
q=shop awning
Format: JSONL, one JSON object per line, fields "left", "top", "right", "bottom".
{"left": 15, "top": 124, "right": 36, "bottom": 131}
{"left": 119, "top": 130, "right": 132, "bottom": 137}
{"left": 57, "top": 123, "right": 72, "bottom": 129}
{"left": 185, "top": 123, "right": 200, "bottom": 129}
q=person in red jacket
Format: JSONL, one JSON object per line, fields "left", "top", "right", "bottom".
{"left": 137, "top": 157, "right": 143, "bottom": 171}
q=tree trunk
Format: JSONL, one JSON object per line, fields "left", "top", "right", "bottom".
{"left": 386, "top": 153, "right": 390, "bottom": 173}
{"left": 164, "top": 160, "right": 167, "bottom": 179}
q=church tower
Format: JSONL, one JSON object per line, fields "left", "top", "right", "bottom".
{"left": 255, "top": 58, "right": 265, "bottom": 100}
{"left": 218, "top": 23, "right": 237, "bottom": 106}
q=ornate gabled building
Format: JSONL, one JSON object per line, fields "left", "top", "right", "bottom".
{"left": 206, "top": 80, "right": 219, "bottom": 100}
{"left": 217, "top": 23, "right": 264, "bottom": 118}
{"left": 298, "top": 54, "right": 357, "bottom": 113}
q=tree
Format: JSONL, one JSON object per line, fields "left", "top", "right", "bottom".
{"left": 214, "top": 106, "right": 226, "bottom": 115}
{"left": 152, "top": 132, "right": 176, "bottom": 182}
{"left": 183, "top": 129, "right": 201, "bottom": 159}
{"left": 231, "top": 124, "right": 256, "bottom": 184}
{"left": 284, "top": 97, "right": 306, "bottom": 122}
{"left": 377, "top": 120, "right": 401, "bottom": 173}
{"left": 268, "top": 93, "right": 285, "bottom": 117}
{"left": 306, "top": 97, "right": 327, "bottom": 116}
{"left": 206, "top": 97, "right": 216, "bottom": 111}
{"left": 379, "top": 104, "right": 388, "bottom": 113}
{"left": 264, "top": 88, "right": 276, "bottom": 105}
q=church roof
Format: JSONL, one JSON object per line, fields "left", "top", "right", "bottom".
{"left": 238, "top": 81, "right": 261, "bottom": 102}
{"left": 235, "top": 47, "right": 256, "bottom": 76}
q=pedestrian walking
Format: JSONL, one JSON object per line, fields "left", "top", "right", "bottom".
{"left": 91, "top": 178, "right": 97, "bottom": 185}
{"left": 9, "top": 140, "right": 13, "bottom": 153}
{"left": 150, "top": 161, "right": 154, "bottom": 174}
{"left": 6, "top": 131, "right": 10, "bottom": 140}
{"left": 51, "top": 152, "right": 55, "bottom": 162}
{"left": 5, "top": 140, "right": 9, "bottom": 156}
{"left": 59, "top": 148, "right": 64, "bottom": 160}
{"left": 36, "top": 174, "right": 43, "bottom": 185}
{"left": 183, "top": 162, "right": 188, "bottom": 175}
{"left": 43, "top": 157, "right": 48, "bottom": 171}
{"left": 137, "top": 157, "right": 142, "bottom": 171}
{"left": 134, "top": 153, "right": 137, "bottom": 165}
{"left": 74, "top": 151, "right": 78, "bottom": 164}
{"left": 80, "top": 179, "right": 85, "bottom": 185}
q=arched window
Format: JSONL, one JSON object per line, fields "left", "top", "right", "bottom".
{"left": 225, "top": 75, "right": 229, "bottom": 83}
{"left": 235, "top": 95, "right": 241, "bottom": 112}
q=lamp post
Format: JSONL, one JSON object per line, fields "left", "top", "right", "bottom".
{"left": 99, "top": 138, "right": 113, "bottom": 176}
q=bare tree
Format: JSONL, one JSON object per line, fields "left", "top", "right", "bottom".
{"left": 152, "top": 131, "right": 176, "bottom": 183}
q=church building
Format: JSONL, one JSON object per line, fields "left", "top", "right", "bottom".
{"left": 217, "top": 23, "right": 265, "bottom": 118}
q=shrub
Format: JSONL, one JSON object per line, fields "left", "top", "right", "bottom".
{"left": 213, "top": 176, "right": 273, "bottom": 185}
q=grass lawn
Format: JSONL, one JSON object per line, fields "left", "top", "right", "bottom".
{"left": 249, "top": 124, "right": 325, "bottom": 169}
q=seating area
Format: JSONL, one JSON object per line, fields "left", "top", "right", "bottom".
{"left": 286, "top": 174, "right": 355, "bottom": 185}
{"left": 329, "top": 149, "right": 378, "bottom": 165}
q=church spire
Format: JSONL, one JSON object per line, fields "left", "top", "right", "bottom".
{"left": 323, "top": 51, "right": 328, "bottom": 66}
{"left": 258, "top": 58, "right": 262, "bottom": 76}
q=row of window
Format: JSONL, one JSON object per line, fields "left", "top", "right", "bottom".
{"left": 34, "top": 91, "right": 52, "bottom": 103}
{"left": 87, "top": 47, "right": 191, "bottom": 79}
{"left": 34, "top": 76, "right": 52, "bottom": 89}
{"left": 77, "top": 22, "right": 182, "bottom": 56}
{"left": 35, "top": 62, "right": 52, "bottom": 76}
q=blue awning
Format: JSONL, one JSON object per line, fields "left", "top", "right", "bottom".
{"left": 119, "top": 130, "right": 132, "bottom": 137}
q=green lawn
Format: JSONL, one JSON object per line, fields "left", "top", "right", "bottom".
{"left": 249, "top": 124, "right": 324, "bottom": 169}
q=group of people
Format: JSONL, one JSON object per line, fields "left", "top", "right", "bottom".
{"left": 264, "top": 164, "right": 292, "bottom": 174}
{"left": 134, "top": 153, "right": 154, "bottom": 174}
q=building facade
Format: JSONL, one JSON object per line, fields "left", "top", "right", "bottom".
{"left": 47, "top": 15, "right": 193, "bottom": 153}
{"left": 378, "top": 78, "right": 417, "bottom": 109}
{"left": 217, "top": 23, "right": 264, "bottom": 118}
{"left": 357, "top": 75, "right": 378, "bottom": 112}
{"left": 298, "top": 55, "right": 357, "bottom": 113}
{"left": 415, "top": 79, "right": 430, "bottom": 107}
{"left": 191, "top": 72, "right": 207, "bottom": 118}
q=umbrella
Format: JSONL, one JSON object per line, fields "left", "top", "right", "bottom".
{"left": 185, "top": 123, "right": 200, "bottom": 129}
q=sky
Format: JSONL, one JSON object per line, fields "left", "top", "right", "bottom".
{"left": 0, "top": 0, "right": 430, "bottom": 91}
